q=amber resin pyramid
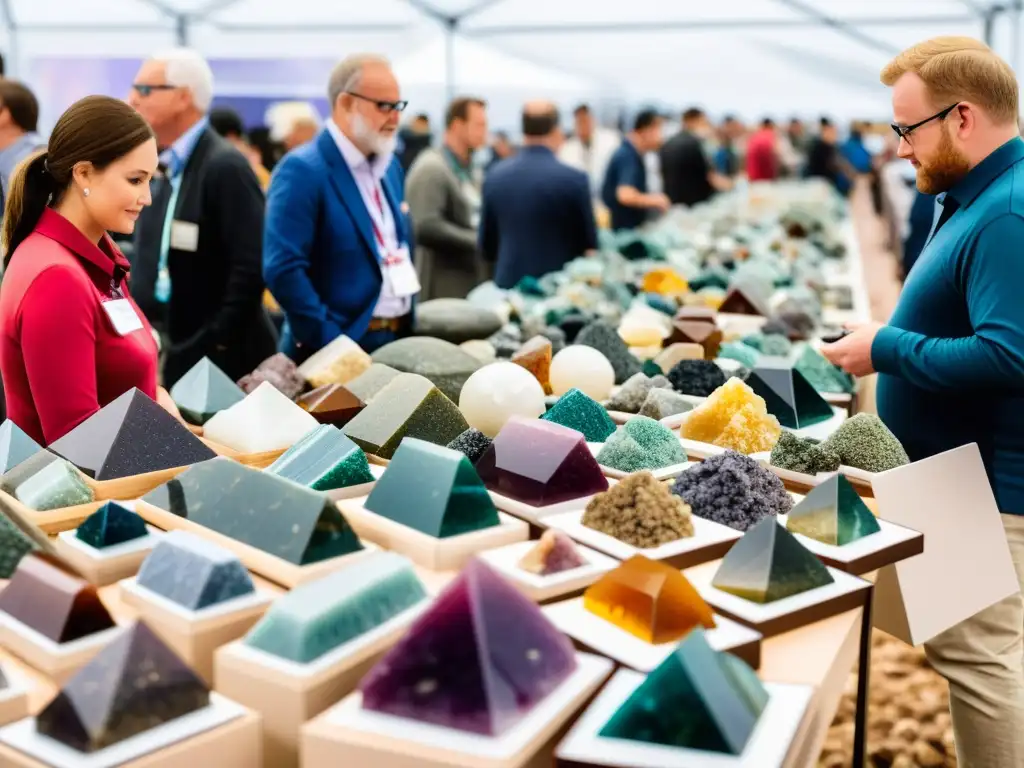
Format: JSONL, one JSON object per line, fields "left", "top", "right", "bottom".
{"left": 36, "top": 621, "right": 210, "bottom": 753}
{"left": 48, "top": 388, "right": 216, "bottom": 480}
{"left": 141, "top": 457, "right": 362, "bottom": 566}
{"left": 476, "top": 416, "right": 608, "bottom": 507}
{"left": 0, "top": 420, "right": 41, "bottom": 475}
{"left": 745, "top": 361, "right": 834, "bottom": 429}
{"left": 266, "top": 424, "right": 375, "bottom": 492}
{"left": 598, "top": 628, "right": 768, "bottom": 755}
{"left": 365, "top": 438, "right": 499, "bottom": 538}
{"left": 169, "top": 357, "right": 246, "bottom": 426}
{"left": 511, "top": 335, "right": 553, "bottom": 394}
{"left": 296, "top": 384, "right": 366, "bottom": 427}
{"left": 712, "top": 517, "right": 834, "bottom": 603}
{"left": 359, "top": 558, "right": 577, "bottom": 736}
{"left": 787, "top": 473, "right": 881, "bottom": 546}
{"left": 584, "top": 555, "right": 715, "bottom": 644}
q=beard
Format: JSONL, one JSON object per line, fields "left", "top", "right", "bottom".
{"left": 352, "top": 113, "right": 397, "bottom": 159}
{"left": 916, "top": 128, "right": 971, "bottom": 194}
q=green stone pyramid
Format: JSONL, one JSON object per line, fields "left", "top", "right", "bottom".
{"left": 170, "top": 357, "right": 247, "bottom": 426}
{"left": 267, "top": 424, "right": 374, "bottom": 491}
{"left": 712, "top": 517, "right": 834, "bottom": 603}
{"left": 365, "top": 438, "right": 499, "bottom": 538}
{"left": 14, "top": 459, "right": 94, "bottom": 511}
{"left": 599, "top": 628, "right": 768, "bottom": 755}
{"left": 0, "top": 421, "right": 42, "bottom": 475}
{"left": 541, "top": 388, "right": 616, "bottom": 442}
{"left": 787, "top": 473, "right": 881, "bottom": 546}
{"left": 0, "top": 511, "right": 38, "bottom": 578}
{"left": 75, "top": 502, "right": 148, "bottom": 549}
{"left": 745, "top": 360, "right": 834, "bottom": 430}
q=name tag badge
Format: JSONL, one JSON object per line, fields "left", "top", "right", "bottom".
{"left": 383, "top": 245, "right": 421, "bottom": 298}
{"left": 170, "top": 220, "right": 199, "bottom": 252}
{"left": 102, "top": 298, "right": 144, "bottom": 336}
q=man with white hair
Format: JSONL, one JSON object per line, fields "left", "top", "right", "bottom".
{"left": 128, "top": 48, "right": 276, "bottom": 386}
{"left": 265, "top": 101, "right": 320, "bottom": 152}
{"left": 264, "top": 53, "right": 416, "bottom": 358}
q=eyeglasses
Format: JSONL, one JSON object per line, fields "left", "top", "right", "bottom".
{"left": 891, "top": 103, "right": 960, "bottom": 143}
{"left": 132, "top": 84, "right": 179, "bottom": 97}
{"left": 346, "top": 92, "right": 408, "bottom": 114}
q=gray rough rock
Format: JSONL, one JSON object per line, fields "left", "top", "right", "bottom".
{"left": 414, "top": 299, "right": 504, "bottom": 344}
{"left": 638, "top": 388, "right": 696, "bottom": 420}
{"left": 606, "top": 373, "right": 672, "bottom": 414}
{"left": 371, "top": 337, "right": 482, "bottom": 401}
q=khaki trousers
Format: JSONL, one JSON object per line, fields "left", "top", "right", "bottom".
{"left": 924, "top": 514, "right": 1024, "bottom": 768}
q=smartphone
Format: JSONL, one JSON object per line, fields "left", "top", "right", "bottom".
{"left": 820, "top": 329, "right": 850, "bottom": 344}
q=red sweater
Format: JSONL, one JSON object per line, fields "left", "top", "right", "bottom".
{"left": 0, "top": 209, "right": 158, "bottom": 445}
{"left": 746, "top": 128, "right": 779, "bottom": 182}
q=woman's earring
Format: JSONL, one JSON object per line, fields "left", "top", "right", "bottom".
{"left": 83, "top": 188, "right": 90, "bottom": 197}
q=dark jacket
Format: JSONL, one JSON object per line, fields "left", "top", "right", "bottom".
{"left": 660, "top": 129, "right": 715, "bottom": 207}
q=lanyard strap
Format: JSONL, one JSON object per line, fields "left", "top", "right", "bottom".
{"left": 369, "top": 186, "right": 387, "bottom": 249}
{"left": 155, "top": 172, "right": 183, "bottom": 303}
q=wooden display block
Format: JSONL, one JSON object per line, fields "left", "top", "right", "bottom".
{"left": 0, "top": 667, "right": 30, "bottom": 727}
{"left": 686, "top": 560, "right": 871, "bottom": 638}
{"left": 53, "top": 527, "right": 162, "bottom": 587}
{"left": 544, "top": 598, "right": 763, "bottom": 671}
{"left": 214, "top": 600, "right": 429, "bottom": 768}
{"left": 200, "top": 437, "right": 285, "bottom": 469}
{"left": 0, "top": 694, "right": 260, "bottom": 768}
{"left": 324, "top": 463, "right": 386, "bottom": 502}
{"left": 543, "top": 511, "right": 741, "bottom": 570}
{"left": 555, "top": 670, "right": 813, "bottom": 768}
{"left": 301, "top": 652, "right": 614, "bottom": 768}
{"left": 133, "top": 499, "right": 379, "bottom": 588}
{"left": 336, "top": 499, "right": 529, "bottom": 571}
{"left": 476, "top": 541, "right": 620, "bottom": 604}
{"left": 119, "top": 579, "right": 273, "bottom": 685}
{"left": 85, "top": 466, "right": 190, "bottom": 503}
{"left": 0, "top": 492, "right": 101, "bottom": 535}
{"left": 776, "top": 513, "right": 923, "bottom": 575}
{"left": 0, "top": 612, "right": 125, "bottom": 684}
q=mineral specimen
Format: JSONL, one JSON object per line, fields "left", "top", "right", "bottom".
{"left": 542, "top": 388, "right": 617, "bottom": 442}
{"left": 794, "top": 345, "right": 856, "bottom": 395}
{"left": 14, "top": 459, "right": 94, "bottom": 511}
{"left": 763, "top": 310, "right": 815, "bottom": 341}
{"left": 458, "top": 362, "right": 546, "bottom": 438}
{"left": 344, "top": 363, "right": 402, "bottom": 403}
{"left": 488, "top": 325, "right": 523, "bottom": 358}
{"left": 719, "top": 284, "right": 771, "bottom": 316}
{"left": 0, "top": 420, "right": 41, "bottom": 474}
{"left": 712, "top": 517, "right": 834, "bottom": 602}
{"left": 575, "top": 321, "right": 643, "bottom": 384}
{"left": 203, "top": 381, "right": 319, "bottom": 454}
{"left": 672, "top": 451, "right": 793, "bottom": 532}
{"left": 668, "top": 321, "right": 723, "bottom": 360}
{"left": 641, "top": 360, "right": 663, "bottom": 378}
{"left": 297, "top": 335, "right": 372, "bottom": 387}
{"left": 667, "top": 359, "right": 727, "bottom": 397}
{"left": 0, "top": 512, "right": 37, "bottom": 578}
{"left": 584, "top": 555, "right": 714, "bottom": 644}
{"left": 476, "top": 417, "right": 608, "bottom": 506}
{"left": 295, "top": 384, "right": 366, "bottom": 427}
{"left": 446, "top": 428, "right": 492, "bottom": 465}
{"left": 787, "top": 473, "right": 881, "bottom": 546}
{"left": 460, "top": 340, "right": 497, "bottom": 364}
{"left": 655, "top": 343, "right": 705, "bottom": 371}
{"left": 358, "top": 559, "right": 577, "bottom": 736}
{"left": 582, "top": 472, "right": 694, "bottom": 547}
{"left": 606, "top": 373, "right": 673, "bottom": 414}
{"left": 0, "top": 449, "right": 59, "bottom": 495}
{"left": 267, "top": 424, "right": 375, "bottom": 491}
{"left": 413, "top": 299, "right": 504, "bottom": 344}
{"left": 371, "top": 337, "right": 483, "bottom": 402}
{"left": 136, "top": 531, "right": 255, "bottom": 611}
{"left": 169, "top": 357, "right": 245, "bottom": 425}
{"left": 638, "top": 389, "right": 696, "bottom": 421}
{"left": 718, "top": 341, "right": 760, "bottom": 368}
{"left": 75, "top": 502, "right": 148, "bottom": 549}
{"left": 237, "top": 352, "right": 306, "bottom": 398}
{"left": 517, "top": 529, "right": 588, "bottom": 576}
{"left": 244, "top": 551, "right": 427, "bottom": 663}
{"left": 680, "top": 378, "right": 782, "bottom": 454}
{"left": 820, "top": 413, "right": 910, "bottom": 473}
{"left": 642, "top": 268, "right": 688, "bottom": 296}
{"left": 770, "top": 431, "right": 841, "bottom": 474}
{"left": 365, "top": 438, "right": 500, "bottom": 538}
{"left": 745, "top": 362, "right": 834, "bottom": 429}
{"left": 549, "top": 345, "right": 616, "bottom": 401}
{"left": 742, "top": 332, "right": 792, "bottom": 357}
{"left": 342, "top": 373, "right": 469, "bottom": 459}
{"left": 597, "top": 417, "right": 687, "bottom": 473}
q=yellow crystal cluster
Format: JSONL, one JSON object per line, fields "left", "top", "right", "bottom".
{"left": 642, "top": 268, "right": 688, "bottom": 297}
{"left": 681, "top": 378, "right": 782, "bottom": 454}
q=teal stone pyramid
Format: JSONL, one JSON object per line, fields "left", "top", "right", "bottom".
{"left": 267, "top": 424, "right": 374, "bottom": 491}
{"left": 787, "top": 473, "right": 881, "bottom": 546}
{"left": 712, "top": 517, "right": 834, "bottom": 603}
{"left": 541, "top": 388, "right": 616, "bottom": 442}
{"left": 745, "top": 360, "right": 834, "bottom": 429}
{"left": 245, "top": 551, "right": 426, "bottom": 663}
{"left": 75, "top": 502, "right": 148, "bottom": 549}
{"left": 0, "top": 421, "right": 42, "bottom": 475}
{"left": 599, "top": 628, "right": 768, "bottom": 755}
{"left": 365, "top": 438, "right": 499, "bottom": 538}
{"left": 170, "top": 357, "right": 246, "bottom": 425}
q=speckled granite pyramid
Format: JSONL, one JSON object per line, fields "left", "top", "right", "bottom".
{"left": 13, "top": 458, "right": 94, "bottom": 511}
{"left": 542, "top": 388, "right": 617, "bottom": 442}
{"left": 267, "top": 424, "right": 374, "bottom": 491}
{"left": 0, "top": 420, "right": 41, "bottom": 474}
{"left": 169, "top": 357, "right": 245, "bottom": 426}
{"left": 75, "top": 502, "right": 148, "bottom": 549}
{"left": 446, "top": 428, "right": 492, "bottom": 465}
{"left": 49, "top": 389, "right": 216, "bottom": 480}
{"left": 371, "top": 337, "right": 482, "bottom": 401}
{"left": 203, "top": 381, "right": 319, "bottom": 454}
{"left": 136, "top": 530, "right": 255, "bottom": 611}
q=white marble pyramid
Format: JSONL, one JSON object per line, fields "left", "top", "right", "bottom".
{"left": 203, "top": 381, "right": 318, "bottom": 454}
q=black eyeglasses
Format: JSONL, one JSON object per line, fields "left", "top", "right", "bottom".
{"left": 891, "top": 103, "right": 960, "bottom": 142}
{"left": 132, "top": 84, "right": 179, "bottom": 97}
{"left": 346, "top": 92, "right": 408, "bottom": 114}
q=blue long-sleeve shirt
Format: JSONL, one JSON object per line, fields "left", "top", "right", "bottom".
{"left": 872, "top": 137, "right": 1024, "bottom": 514}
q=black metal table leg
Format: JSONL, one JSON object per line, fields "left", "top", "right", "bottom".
{"left": 852, "top": 587, "right": 874, "bottom": 767}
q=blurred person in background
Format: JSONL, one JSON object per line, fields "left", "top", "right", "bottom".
{"left": 208, "top": 106, "right": 271, "bottom": 189}
{"left": 746, "top": 118, "right": 780, "bottom": 181}
{"left": 408, "top": 96, "right": 489, "bottom": 300}
{"left": 660, "top": 106, "right": 732, "bottom": 207}
{"left": 714, "top": 115, "right": 744, "bottom": 177}
{"left": 786, "top": 117, "right": 810, "bottom": 154}
{"left": 805, "top": 118, "right": 851, "bottom": 195}
{"left": 602, "top": 108, "right": 669, "bottom": 235}
{"left": 486, "top": 130, "right": 515, "bottom": 173}
{"left": 128, "top": 48, "right": 276, "bottom": 386}
{"left": 480, "top": 101, "right": 596, "bottom": 289}
{"left": 266, "top": 101, "right": 320, "bottom": 153}
{"left": 264, "top": 54, "right": 415, "bottom": 358}
{"left": 398, "top": 112, "right": 432, "bottom": 174}
{"left": 0, "top": 81, "right": 45, "bottom": 209}
{"left": 559, "top": 103, "right": 620, "bottom": 196}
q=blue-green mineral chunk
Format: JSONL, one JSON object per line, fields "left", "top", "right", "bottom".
{"left": 267, "top": 424, "right": 374, "bottom": 491}
{"left": 136, "top": 530, "right": 255, "bottom": 611}
{"left": 597, "top": 417, "right": 686, "bottom": 473}
{"left": 75, "top": 502, "right": 148, "bottom": 549}
{"left": 542, "top": 388, "right": 617, "bottom": 442}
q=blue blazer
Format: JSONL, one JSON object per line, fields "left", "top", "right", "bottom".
{"left": 263, "top": 129, "right": 412, "bottom": 359}
{"left": 479, "top": 146, "right": 597, "bottom": 289}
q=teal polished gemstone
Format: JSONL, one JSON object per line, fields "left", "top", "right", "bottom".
{"left": 0, "top": 420, "right": 42, "bottom": 475}
{"left": 787, "top": 473, "right": 881, "bottom": 546}
{"left": 599, "top": 628, "right": 768, "bottom": 755}
{"left": 541, "top": 388, "right": 616, "bottom": 442}
{"left": 365, "top": 438, "right": 499, "bottom": 538}
{"left": 244, "top": 551, "right": 426, "bottom": 663}
{"left": 169, "top": 357, "right": 246, "bottom": 425}
{"left": 75, "top": 502, "right": 148, "bottom": 549}
{"left": 14, "top": 460, "right": 94, "bottom": 511}
{"left": 267, "top": 424, "right": 374, "bottom": 491}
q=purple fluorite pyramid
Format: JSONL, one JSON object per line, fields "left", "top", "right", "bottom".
{"left": 359, "top": 558, "right": 577, "bottom": 736}
{"left": 475, "top": 416, "right": 608, "bottom": 506}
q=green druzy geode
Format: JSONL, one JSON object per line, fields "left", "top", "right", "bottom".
{"left": 75, "top": 502, "right": 148, "bottom": 549}
{"left": 596, "top": 416, "right": 686, "bottom": 472}
{"left": 542, "top": 388, "right": 616, "bottom": 442}
{"left": 267, "top": 424, "right": 374, "bottom": 491}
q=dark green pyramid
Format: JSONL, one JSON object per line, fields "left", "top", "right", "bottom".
{"left": 170, "top": 357, "right": 246, "bottom": 425}
{"left": 745, "top": 360, "right": 834, "bottom": 429}
{"left": 365, "top": 438, "right": 499, "bottom": 538}
{"left": 787, "top": 473, "right": 881, "bottom": 546}
{"left": 75, "top": 502, "right": 149, "bottom": 549}
{"left": 712, "top": 517, "right": 834, "bottom": 603}
{"left": 541, "top": 388, "right": 616, "bottom": 442}
{"left": 0, "top": 421, "right": 42, "bottom": 475}
{"left": 599, "top": 628, "right": 768, "bottom": 755}
{"left": 0, "top": 511, "right": 38, "bottom": 578}
{"left": 267, "top": 424, "right": 374, "bottom": 491}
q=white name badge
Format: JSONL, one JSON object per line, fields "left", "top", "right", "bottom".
{"left": 382, "top": 245, "right": 421, "bottom": 298}
{"left": 170, "top": 220, "right": 199, "bottom": 252}
{"left": 102, "top": 299, "right": 144, "bottom": 336}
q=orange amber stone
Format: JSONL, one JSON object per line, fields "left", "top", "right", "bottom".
{"left": 511, "top": 336, "right": 553, "bottom": 394}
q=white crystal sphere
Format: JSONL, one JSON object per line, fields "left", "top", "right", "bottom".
{"left": 459, "top": 362, "right": 546, "bottom": 438}
{"left": 550, "top": 345, "right": 615, "bottom": 401}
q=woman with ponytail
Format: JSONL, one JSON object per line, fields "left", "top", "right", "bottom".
{"left": 0, "top": 95, "right": 172, "bottom": 445}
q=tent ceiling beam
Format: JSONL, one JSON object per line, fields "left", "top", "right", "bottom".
{"left": 769, "top": 0, "right": 900, "bottom": 54}
{"left": 0, "top": 0, "right": 14, "bottom": 29}
{"left": 213, "top": 22, "right": 413, "bottom": 33}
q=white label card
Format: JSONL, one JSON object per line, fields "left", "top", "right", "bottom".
{"left": 170, "top": 220, "right": 199, "bottom": 252}
{"left": 102, "top": 299, "right": 144, "bottom": 336}
{"left": 382, "top": 245, "right": 421, "bottom": 297}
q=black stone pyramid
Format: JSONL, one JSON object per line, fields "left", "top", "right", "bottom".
{"left": 49, "top": 389, "right": 217, "bottom": 480}
{"left": 142, "top": 457, "right": 363, "bottom": 566}
{"left": 712, "top": 517, "right": 834, "bottom": 603}
{"left": 745, "top": 360, "right": 834, "bottom": 429}
{"left": 36, "top": 621, "right": 209, "bottom": 753}
{"left": 0, "top": 421, "right": 41, "bottom": 475}
{"left": 169, "top": 358, "right": 246, "bottom": 426}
